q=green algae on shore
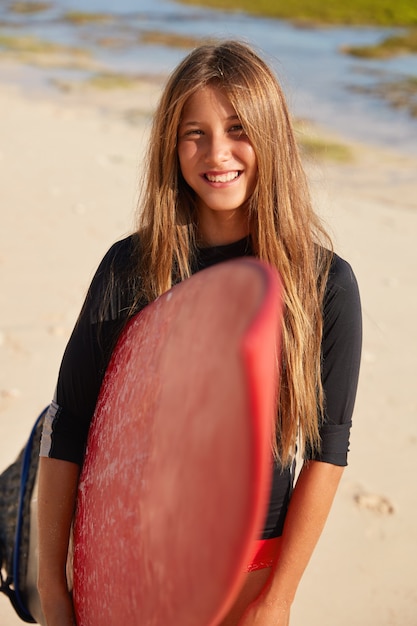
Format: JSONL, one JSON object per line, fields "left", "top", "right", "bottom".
{"left": 0, "top": 33, "right": 74, "bottom": 54}
{"left": 177, "top": 0, "right": 417, "bottom": 26}
{"left": 94, "top": 36, "right": 132, "bottom": 50}
{"left": 86, "top": 72, "right": 141, "bottom": 90}
{"left": 9, "top": 1, "right": 52, "bottom": 14}
{"left": 140, "top": 31, "right": 209, "bottom": 49}
{"left": 351, "top": 76, "right": 417, "bottom": 117}
{"left": 342, "top": 28, "right": 417, "bottom": 58}
{"left": 53, "top": 72, "right": 158, "bottom": 92}
{"left": 0, "top": 32, "right": 93, "bottom": 68}
{"left": 297, "top": 131, "right": 354, "bottom": 162}
{"left": 62, "top": 11, "right": 115, "bottom": 25}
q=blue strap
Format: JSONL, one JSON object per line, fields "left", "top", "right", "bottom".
{"left": 11, "top": 408, "right": 48, "bottom": 623}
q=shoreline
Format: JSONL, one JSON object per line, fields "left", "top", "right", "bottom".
{"left": 2, "top": 52, "right": 417, "bottom": 162}
{"left": 1, "top": 6, "right": 417, "bottom": 156}
{"left": 1, "top": 63, "right": 417, "bottom": 625}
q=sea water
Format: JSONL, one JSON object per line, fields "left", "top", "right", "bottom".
{"left": 0, "top": 0, "right": 416, "bottom": 154}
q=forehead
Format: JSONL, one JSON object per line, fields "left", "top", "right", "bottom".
{"left": 181, "top": 86, "right": 237, "bottom": 121}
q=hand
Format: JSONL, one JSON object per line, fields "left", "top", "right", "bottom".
{"left": 39, "top": 589, "right": 77, "bottom": 626}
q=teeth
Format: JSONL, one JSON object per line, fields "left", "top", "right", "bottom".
{"left": 206, "top": 171, "right": 239, "bottom": 183}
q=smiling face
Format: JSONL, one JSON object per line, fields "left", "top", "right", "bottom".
{"left": 177, "top": 86, "right": 258, "bottom": 245}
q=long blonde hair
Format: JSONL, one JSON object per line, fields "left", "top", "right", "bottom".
{"left": 136, "top": 40, "right": 333, "bottom": 465}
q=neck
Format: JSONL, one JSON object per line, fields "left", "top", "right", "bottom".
{"left": 197, "top": 210, "right": 249, "bottom": 247}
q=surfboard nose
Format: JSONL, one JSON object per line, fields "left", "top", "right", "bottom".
{"left": 73, "top": 258, "right": 283, "bottom": 626}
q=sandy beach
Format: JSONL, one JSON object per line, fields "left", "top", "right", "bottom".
{"left": 1, "top": 60, "right": 416, "bottom": 625}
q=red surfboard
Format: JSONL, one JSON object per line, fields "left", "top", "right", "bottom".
{"left": 73, "top": 258, "right": 283, "bottom": 626}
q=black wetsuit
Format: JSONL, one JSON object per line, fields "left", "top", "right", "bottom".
{"left": 40, "top": 235, "right": 362, "bottom": 538}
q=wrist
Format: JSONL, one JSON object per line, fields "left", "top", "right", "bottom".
{"left": 38, "top": 588, "right": 76, "bottom": 626}
{"left": 261, "top": 575, "right": 296, "bottom": 610}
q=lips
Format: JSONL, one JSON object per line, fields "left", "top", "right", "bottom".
{"left": 204, "top": 171, "right": 241, "bottom": 183}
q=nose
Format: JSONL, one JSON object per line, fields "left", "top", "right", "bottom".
{"left": 204, "top": 132, "right": 231, "bottom": 165}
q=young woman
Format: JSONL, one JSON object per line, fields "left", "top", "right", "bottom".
{"left": 37, "top": 40, "right": 362, "bottom": 625}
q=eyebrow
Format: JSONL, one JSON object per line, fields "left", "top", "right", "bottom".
{"left": 181, "top": 114, "right": 240, "bottom": 126}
